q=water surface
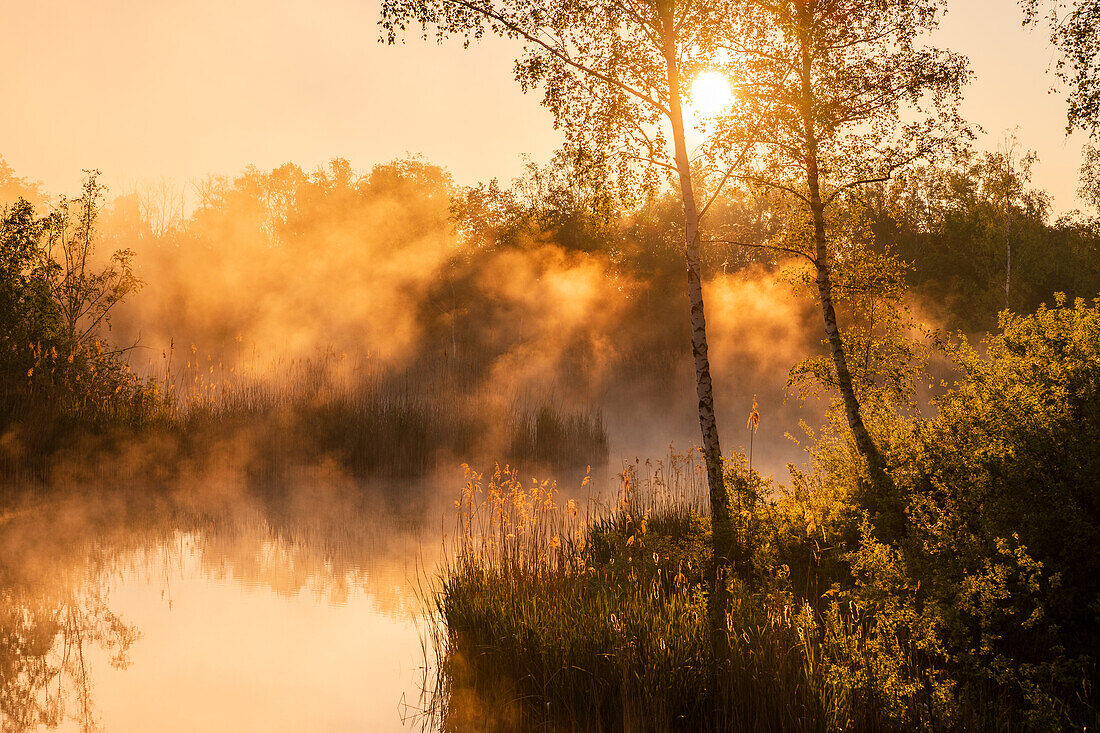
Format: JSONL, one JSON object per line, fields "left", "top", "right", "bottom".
{"left": 0, "top": 481, "right": 440, "bottom": 732}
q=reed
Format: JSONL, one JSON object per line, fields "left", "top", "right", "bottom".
{"left": 420, "top": 452, "right": 964, "bottom": 732}
{"left": 1, "top": 344, "right": 610, "bottom": 483}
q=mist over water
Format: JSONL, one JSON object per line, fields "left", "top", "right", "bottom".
{"left": 0, "top": 454, "right": 703, "bottom": 730}
{"left": 0, "top": 156, "right": 838, "bottom": 494}
{"left": 0, "top": 156, "right": 861, "bottom": 730}
{"left": 0, "top": 479, "right": 444, "bottom": 731}
{"left": 90, "top": 159, "right": 830, "bottom": 482}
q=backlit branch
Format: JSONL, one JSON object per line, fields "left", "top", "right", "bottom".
{"left": 438, "top": 0, "right": 671, "bottom": 116}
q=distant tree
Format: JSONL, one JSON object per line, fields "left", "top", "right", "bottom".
{"left": 0, "top": 157, "right": 45, "bottom": 207}
{"left": 1023, "top": 0, "right": 1100, "bottom": 135}
{"left": 381, "top": 0, "right": 743, "bottom": 661}
{"left": 716, "top": 0, "right": 969, "bottom": 506}
{"left": 991, "top": 138, "right": 1039, "bottom": 309}
{"left": 135, "top": 179, "right": 186, "bottom": 239}
{"left": 45, "top": 172, "right": 141, "bottom": 354}
{"left": 871, "top": 149, "right": 1100, "bottom": 330}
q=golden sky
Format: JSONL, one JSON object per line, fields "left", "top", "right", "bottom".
{"left": 0, "top": 0, "right": 1088, "bottom": 210}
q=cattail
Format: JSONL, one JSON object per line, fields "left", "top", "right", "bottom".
{"left": 747, "top": 395, "right": 760, "bottom": 470}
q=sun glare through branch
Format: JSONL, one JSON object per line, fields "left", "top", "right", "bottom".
{"left": 690, "top": 71, "right": 732, "bottom": 117}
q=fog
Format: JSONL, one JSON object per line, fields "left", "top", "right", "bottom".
{"left": 55, "top": 157, "right": 839, "bottom": 486}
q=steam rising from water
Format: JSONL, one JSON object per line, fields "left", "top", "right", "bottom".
{"left": 91, "top": 159, "right": 828, "bottom": 481}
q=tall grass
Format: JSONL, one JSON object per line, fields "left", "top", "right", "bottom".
{"left": 508, "top": 404, "right": 608, "bottom": 471}
{"left": 168, "top": 348, "right": 609, "bottom": 478}
{"left": 419, "top": 452, "right": 953, "bottom": 732}
{"left": 1, "top": 344, "right": 610, "bottom": 484}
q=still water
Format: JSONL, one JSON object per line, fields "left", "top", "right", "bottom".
{"left": 0, "top": 479, "right": 444, "bottom": 732}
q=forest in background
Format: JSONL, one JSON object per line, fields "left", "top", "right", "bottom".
{"left": 2, "top": 142, "right": 1099, "bottom": 483}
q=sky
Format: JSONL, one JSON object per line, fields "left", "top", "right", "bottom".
{"left": 0, "top": 0, "right": 1090, "bottom": 210}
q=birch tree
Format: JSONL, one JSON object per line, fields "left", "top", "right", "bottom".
{"left": 381, "top": 0, "right": 741, "bottom": 654}
{"left": 714, "top": 0, "right": 969, "bottom": 501}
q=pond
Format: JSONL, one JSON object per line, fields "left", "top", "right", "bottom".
{"left": 0, "top": 477, "right": 447, "bottom": 732}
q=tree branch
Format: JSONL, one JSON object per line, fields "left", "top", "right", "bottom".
{"left": 438, "top": 0, "right": 671, "bottom": 116}
{"left": 704, "top": 238, "right": 818, "bottom": 265}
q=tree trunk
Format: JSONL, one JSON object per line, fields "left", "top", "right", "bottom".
{"left": 661, "top": 19, "right": 734, "bottom": 670}
{"left": 796, "top": 14, "right": 892, "bottom": 499}
{"left": 1005, "top": 191, "right": 1012, "bottom": 311}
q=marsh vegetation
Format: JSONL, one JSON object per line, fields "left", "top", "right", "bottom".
{"left": 429, "top": 297, "right": 1100, "bottom": 730}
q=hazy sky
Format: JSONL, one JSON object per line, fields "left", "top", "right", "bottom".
{"left": 0, "top": 0, "right": 1090, "bottom": 210}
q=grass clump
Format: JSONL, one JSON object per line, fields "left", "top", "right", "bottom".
{"left": 430, "top": 460, "right": 713, "bottom": 731}
{"left": 508, "top": 404, "right": 609, "bottom": 472}
{"left": 424, "top": 455, "right": 882, "bottom": 732}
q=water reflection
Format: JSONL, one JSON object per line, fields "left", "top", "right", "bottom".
{"left": 0, "top": 579, "right": 138, "bottom": 732}
{"left": 0, "top": 478, "right": 440, "bottom": 732}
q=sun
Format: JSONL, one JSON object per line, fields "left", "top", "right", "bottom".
{"left": 691, "top": 71, "right": 732, "bottom": 117}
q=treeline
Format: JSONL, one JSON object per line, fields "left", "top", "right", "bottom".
{"left": 1, "top": 148, "right": 1098, "bottom": 481}
{"left": 451, "top": 145, "right": 1100, "bottom": 334}
{"left": 0, "top": 158, "right": 621, "bottom": 481}
{"left": 872, "top": 147, "right": 1100, "bottom": 329}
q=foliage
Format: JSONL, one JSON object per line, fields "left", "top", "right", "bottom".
{"left": 46, "top": 174, "right": 141, "bottom": 353}
{"left": 451, "top": 153, "right": 625, "bottom": 255}
{"left": 1023, "top": 0, "right": 1100, "bottom": 136}
{"left": 866, "top": 144, "right": 1100, "bottom": 330}
{"left": 433, "top": 297, "right": 1100, "bottom": 730}
{"left": 0, "top": 173, "right": 157, "bottom": 441}
{"left": 783, "top": 296, "right": 1100, "bottom": 727}
{"left": 0, "top": 157, "right": 44, "bottom": 208}
{"left": 786, "top": 239, "right": 924, "bottom": 412}
{"left": 886, "top": 295, "right": 1100, "bottom": 726}
{"left": 1081, "top": 144, "right": 1100, "bottom": 213}
{"left": 0, "top": 200, "right": 62, "bottom": 385}
{"left": 705, "top": 0, "right": 972, "bottom": 499}
{"left": 719, "top": 0, "right": 971, "bottom": 205}
{"left": 382, "top": 0, "right": 731, "bottom": 193}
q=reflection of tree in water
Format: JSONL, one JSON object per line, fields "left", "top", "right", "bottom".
{"left": 0, "top": 477, "right": 433, "bottom": 730}
{"left": 0, "top": 492, "right": 165, "bottom": 732}
{"left": 0, "top": 578, "right": 140, "bottom": 732}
